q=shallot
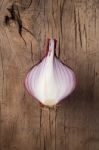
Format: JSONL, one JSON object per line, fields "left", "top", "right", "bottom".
{"left": 25, "top": 39, "right": 76, "bottom": 107}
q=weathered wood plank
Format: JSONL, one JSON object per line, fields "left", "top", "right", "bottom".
{"left": 0, "top": 0, "right": 99, "bottom": 150}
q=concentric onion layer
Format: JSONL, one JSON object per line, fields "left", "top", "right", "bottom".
{"left": 25, "top": 55, "right": 76, "bottom": 106}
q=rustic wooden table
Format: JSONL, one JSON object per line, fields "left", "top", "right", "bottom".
{"left": 0, "top": 0, "right": 99, "bottom": 150}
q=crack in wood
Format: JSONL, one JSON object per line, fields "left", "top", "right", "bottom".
{"left": 59, "top": 0, "right": 65, "bottom": 39}
{"left": 25, "top": 0, "right": 32, "bottom": 9}
{"left": 37, "top": 0, "right": 41, "bottom": 6}
{"left": 55, "top": 109, "right": 57, "bottom": 150}
{"left": 78, "top": 10, "right": 82, "bottom": 48}
{"left": 5, "top": 3, "right": 26, "bottom": 44}
{"left": 43, "top": 0, "right": 45, "bottom": 16}
{"left": 4, "top": 3, "right": 37, "bottom": 44}
{"left": 30, "top": 42, "right": 34, "bottom": 64}
{"left": 84, "top": 24, "right": 87, "bottom": 53}
{"left": 0, "top": 49, "right": 4, "bottom": 102}
{"left": 95, "top": 7, "right": 96, "bottom": 35}
{"left": 40, "top": 108, "right": 42, "bottom": 149}
{"left": 74, "top": 5, "right": 77, "bottom": 50}
{"left": 52, "top": 0, "right": 56, "bottom": 29}
{"left": 58, "top": 36, "right": 61, "bottom": 58}
{"left": 48, "top": 108, "right": 51, "bottom": 137}
{"left": 43, "top": 0, "right": 47, "bottom": 43}
{"left": 44, "top": 135, "right": 46, "bottom": 150}
{"left": 59, "top": 6, "right": 62, "bottom": 38}
{"left": 64, "top": 109, "right": 66, "bottom": 150}
{"left": 20, "top": 0, "right": 33, "bottom": 10}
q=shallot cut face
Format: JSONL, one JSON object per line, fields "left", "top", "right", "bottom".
{"left": 25, "top": 39, "right": 76, "bottom": 107}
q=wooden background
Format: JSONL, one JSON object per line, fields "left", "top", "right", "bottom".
{"left": 0, "top": 0, "right": 99, "bottom": 150}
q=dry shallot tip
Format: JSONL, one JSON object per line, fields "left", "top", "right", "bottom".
{"left": 46, "top": 38, "right": 57, "bottom": 55}
{"left": 25, "top": 38, "right": 76, "bottom": 107}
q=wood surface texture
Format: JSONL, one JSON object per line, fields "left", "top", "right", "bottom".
{"left": 0, "top": 0, "right": 99, "bottom": 150}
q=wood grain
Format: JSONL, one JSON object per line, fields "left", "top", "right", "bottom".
{"left": 0, "top": 0, "right": 99, "bottom": 150}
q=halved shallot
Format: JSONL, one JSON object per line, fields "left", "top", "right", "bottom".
{"left": 25, "top": 39, "right": 76, "bottom": 107}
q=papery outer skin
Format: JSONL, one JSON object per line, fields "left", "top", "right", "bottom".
{"left": 25, "top": 39, "right": 76, "bottom": 107}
